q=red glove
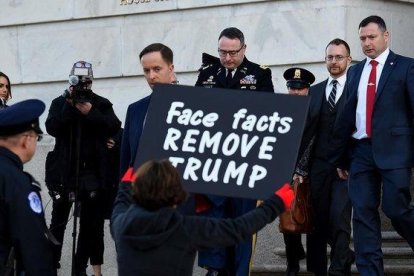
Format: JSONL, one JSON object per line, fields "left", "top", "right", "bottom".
{"left": 121, "top": 167, "right": 138, "bottom": 183}
{"left": 275, "top": 183, "right": 294, "bottom": 210}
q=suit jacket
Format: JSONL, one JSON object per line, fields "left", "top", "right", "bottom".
{"left": 296, "top": 79, "right": 347, "bottom": 175}
{"left": 195, "top": 53, "right": 274, "bottom": 93}
{"left": 120, "top": 95, "right": 151, "bottom": 176}
{"left": 330, "top": 50, "right": 414, "bottom": 170}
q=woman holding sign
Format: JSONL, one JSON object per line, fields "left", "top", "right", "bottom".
{"left": 111, "top": 160, "right": 294, "bottom": 276}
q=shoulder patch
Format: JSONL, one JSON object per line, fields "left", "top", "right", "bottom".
{"left": 28, "top": 192, "right": 43, "bottom": 214}
{"left": 199, "top": 64, "right": 212, "bottom": 71}
{"left": 260, "top": 64, "right": 269, "bottom": 69}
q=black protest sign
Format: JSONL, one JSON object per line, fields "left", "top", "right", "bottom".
{"left": 134, "top": 84, "right": 310, "bottom": 199}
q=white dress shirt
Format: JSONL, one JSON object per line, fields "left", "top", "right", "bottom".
{"left": 353, "top": 48, "right": 390, "bottom": 139}
{"left": 325, "top": 74, "right": 347, "bottom": 103}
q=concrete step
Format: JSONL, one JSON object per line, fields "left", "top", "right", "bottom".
{"left": 251, "top": 264, "right": 414, "bottom": 276}
{"left": 273, "top": 247, "right": 414, "bottom": 260}
{"left": 381, "top": 231, "right": 411, "bottom": 247}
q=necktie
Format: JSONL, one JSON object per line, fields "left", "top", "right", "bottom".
{"left": 328, "top": 79, "right": 338, "bottom": 111}
{"left": 366, "top": 60, "right": 378, "bottom": 138}
{"left": 226, "top": 69, "right": 233, "bottom": 86}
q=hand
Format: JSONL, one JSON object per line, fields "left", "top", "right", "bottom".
{"left": 75, "top": 102, "right": 92, "bottom": 115}
{"left": 293, "top": 173, "right": 304, "bottom": 183}
{"left": 337, "top": 168, "right": 349, "bottom": 180}
{"left": 275, "top": 183, "right": 294, "bottom": 210}
{"left": 107, "top": 138, "right": 115, "bottom": 149}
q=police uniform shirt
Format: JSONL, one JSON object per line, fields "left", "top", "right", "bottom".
{"left": 0, "top": 147, "right": 55, "bottom": 275}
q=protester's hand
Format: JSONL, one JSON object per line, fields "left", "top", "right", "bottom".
{"left": 337, "top": 168, "right": 349, "bottom": 180}
{"left": 275, "top": 183, "right": 294, "bottom": 210}
{"left": 293, "top": 173, "right": 304, "bottom": 183}
{"left": 75, "top": 102, "right": 92, "bottom": 115}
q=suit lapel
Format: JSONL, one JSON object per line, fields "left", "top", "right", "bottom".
{"left": 375, "top": 51, "right": 397, "bottom": 102}
{"left": 309, "top": 80, "right": 327, "bottom": 122}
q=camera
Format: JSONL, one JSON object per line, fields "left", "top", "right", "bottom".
{"left": 62, "top": 61, "right": 94, "bottom": 103}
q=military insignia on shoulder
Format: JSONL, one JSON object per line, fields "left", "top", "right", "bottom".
{"left": 199, "top": 64, "right": 212, "bottom": 71}
{"left": 28, "top": 191, "right": 43, "bottom": 214}
{"left": 240, "top": 75, "right": 257, "bottom": 85}
{"left": 260, "top": 64, "right": 269, "bottom": 69}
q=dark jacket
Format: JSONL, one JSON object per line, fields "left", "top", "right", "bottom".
{"left": 195, "top": 53, "right": 274, "bottom": 93}
{"left": 0, "top": 147, "right": 55, "bottom": 275}
{"left": 45, "top": 93, "right": 121, "bottom": 192}
{"left": 330, "top": 51, "right": 414, "bottom": 169}
{"left": 119, "top": 95, "right": 151, "bottom": 176}
{"left": 111, "top": 183, "right": 284, "bottom": 276}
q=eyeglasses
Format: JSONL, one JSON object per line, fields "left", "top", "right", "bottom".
{"left": 325, "top": 55, "right": 348, "bottom": 62}
{"left": 74, "top": 61, "right": 92, "bottom": 68}
{"left": 218, "top": 44, "right": 245, "bottom": 57}
{"left": 22, "top": 134, "right": 43, "bottom": 142}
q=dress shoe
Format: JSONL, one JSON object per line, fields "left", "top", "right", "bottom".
{"left": 206, "top": 268, "right": 228, "bottom": 276}
{"left": 285, "top": 264, "right": 299, "bottom": 276}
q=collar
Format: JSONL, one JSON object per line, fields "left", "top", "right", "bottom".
{"left": 327, "top": 73, "right": 347, "bottom": 87}
{"left": 366, "top": 48, "right": 390, "bottom": 66}
{"left": 0, "top": 146, "right": 24, "bottom": 170}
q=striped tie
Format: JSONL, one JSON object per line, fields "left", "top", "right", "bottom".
{"left": 328, "top": 79, "right": 338, "bottom": 111}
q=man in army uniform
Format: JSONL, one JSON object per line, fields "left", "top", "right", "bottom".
{"left": 0, "top": 99, "right": 56, "bottom": 276}
{"left": 195, "top": 27, "right": 274, "bottom": 276}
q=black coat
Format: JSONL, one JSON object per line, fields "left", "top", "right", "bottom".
{"left": 45, "top": 93, "right": 121, "bottom": 192}
{"left": 195, "top": 53, "right": 274, "bottom": 93}
{"left": 0, "top": 147, "right": 55, "bottom": 275}
{"left": 111, "top": 183, "right": 284, "bottom": 276}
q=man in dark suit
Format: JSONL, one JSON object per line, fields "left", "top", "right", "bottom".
{"left": 330, "top": 15, "right": 414, "bottom": 275}
{"left": 294, "top": 39, "right": 354, "bottom": 276}
{"left": 120, "top": 43, "right": 176, "bottom": 176}
{"left": 195, "top": 27, "right": 274, "bottom": 276}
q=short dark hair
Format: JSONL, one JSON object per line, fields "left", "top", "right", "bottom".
{"left": 218, "top": 27, "right": 245, "bottom": 45}
{"left": 0, "top": 72, "right": 11, "bottom": 100}
{"left": 131, "top": 160, "right": 187, "bottom": 211}
{"left": 139, "top": 43, "right": 173, "bottom": 64}
{"left": 359, "top": 15, "right": 387, "bottom": 32}
{"left": 326, "top": 38, "right": 351, "bottom": 56}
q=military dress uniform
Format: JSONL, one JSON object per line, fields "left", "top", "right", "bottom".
{"left": 195, "top": 53, "right": 274, "bottom": 276}
{"left": 0, "top": 99, "right": 56, "bottom": 276}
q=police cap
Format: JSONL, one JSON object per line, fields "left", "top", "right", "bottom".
{"left": 284, "top": 67, "right": 315, "bottom": 89}
{"left": 0, "top": 99, "right": 45, "bottom": 137}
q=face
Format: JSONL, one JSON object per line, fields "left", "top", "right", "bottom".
{"left": 140, "top": 51, "right": 174, "bottom": 89}
{"left": 0, "top": 76, "right": 10, "bottom": 101}
{"left": 218, "top": 36, "right": 246, "bottom": 70}
{"left": 288, "top": 87, "right": 309, "bottom": 96}
{"left": 359, "top": 22, "right": 389, "bottom": 59}
{"left": 325, "top": 44, "right": 352, "bottom": 78}
{"left": 21, "top": 131, "right": 39, "bottom": 163}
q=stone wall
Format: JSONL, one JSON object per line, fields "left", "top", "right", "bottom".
{"left": 1, "top": 0, "right": 413, "bottom": 128}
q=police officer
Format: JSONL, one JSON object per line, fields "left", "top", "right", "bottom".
{"left": 282, "top": 67, "right": 315, "bottom": 276}
{"left": 195, "top": 27, "right": 274, "bottom": 276}
{"left": 0, "top": 99, "right": 56, "bottom": 275}
{"left": 45, "top": 61, "right": 121, "bottom": 276}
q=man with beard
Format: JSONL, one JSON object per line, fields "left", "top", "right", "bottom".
{"left": 294, "top": 38, "right": 355, "bottom": 275}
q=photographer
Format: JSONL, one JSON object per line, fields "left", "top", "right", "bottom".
{"left": 45, "top": 61, "right": 121, "bottom": 276}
